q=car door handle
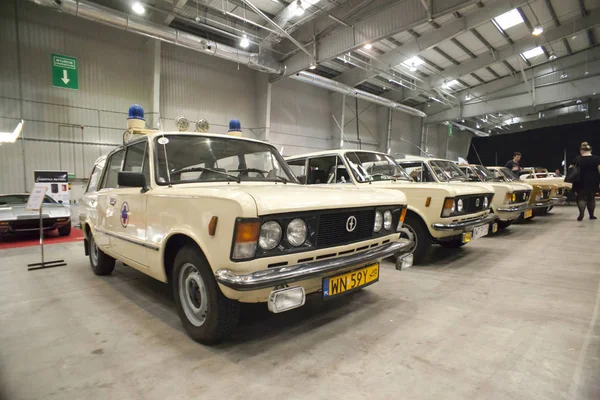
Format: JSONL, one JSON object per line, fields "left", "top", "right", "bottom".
{"left": 109, "top": 198, "right": 117, "bottom": 206}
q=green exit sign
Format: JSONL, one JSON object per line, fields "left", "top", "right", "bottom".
{"left": 448, "top": 123, "right": 453, "bottom": 137}
{"left": 52, "top": 53, "right": 79, "bottom": 90}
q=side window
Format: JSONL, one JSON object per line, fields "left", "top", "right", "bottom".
{"left": 86, "top": 160, "right": 105, "bottom": 193}
{"left": 287, "top": 159, "right": 307, "bottom": 184}
{"left": 100, "top": 149, "right": 125, "bottom": 189}
{"left": 123, "top": 141, "right": 150, "bottom": 185}
{"left": 307, "top": 156, "right": 347, "bottom": 184}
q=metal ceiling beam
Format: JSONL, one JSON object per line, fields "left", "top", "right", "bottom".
{"left": 278, "top": 0, "right": 514, "bottom": 82}
{"left": 407, "top": 29, "right": 422, "bottom": 38}
{"left": 421, "top": 56, "right": 444, "bottom": 72}
{"left": 544, "top": 0, "right": 561, "bottom": 27}
{"left": 332, "top": 0, "right": 527, "bottom": 87}
{"left": 502, "top": 60, "right": 517, "bottom": 74}
{"left": 164, "top": 0, "right": 189, "bottom": 25}
{"left": 426, "top": 48, "right": 600, "bottom": 122}
{"left": 451, "top": 37, "right": 477, "bottom": 59}
{"left": 517, "top": 7, "right": 533, "bottom": 31}
{"left": 588, "top": 29, "right": 597, "bottom": 47}
{"left": 426, "top": 10, "right": 600, "bottom": 89}
{"left": 563, "top": 38, "right": 573, "bottom": 55}
{"left": 433, "top": 46, "right": 460, "bottom": 65}
{"left": 578, "top": 0, "right": 588, "bottom": 18}
{"left": 471, "top": 72, "right": 486, "bottom": 84}
{"left": 485, "top": 66, "right": 501, "bottom": 79}
{"left": 470, "top": 28, "right": 495, "bottom": 52}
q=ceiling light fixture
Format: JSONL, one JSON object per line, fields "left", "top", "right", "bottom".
{"left": 402, "top": 56, "right": 424, "bottom": 71}
{"left": 132, "top": 2, "right": 145, "bottom": 15}
{"left": 364, "top": 43, "right": 373, "bottom": 49}
{"left": 309, "top": 62, "right": 316, "bottom": 70}
{"left": 549, "top": 52, "right": 557, "bottom": 60}
{"left": 465, "top": 94, "right": 472, "bottom": 101}
{"left": 532, "top": 26, "right": 544, "bottom": 36}
{"left": 519, "top": 125, "right": 523, "bottom": 128}
{"left": 494, "top": 9, "right": 524, "bottom": 30}
{"left": 442, "top": 79, "right": 459, "bottom": 88}
{"left": 585, "top": 71, "right": 589, "bottom": 75}
{"left": 577, "top": 99, "right": 582, "bottom": 104}
{"left": 476, "top": 123, "right": 480, "bottom": 128}
{"left": 240, "top": 34, "right": 250, "bottom": 48}
{"left": 294, "top": 0, "right": 305, "bottom": 16}
{"left": 560, "top": 73, "right": 568, "bottom": 79}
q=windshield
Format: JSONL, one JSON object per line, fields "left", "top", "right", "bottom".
{"left": 154, "top": 135, "right": 297, "bottom": 185}
{"left": 472, "top": 165, "right": 500, "bottom": 182}
{"left": 0, "top": 195, "right": 57, "bottom": 205}
{"left": 495, "top": 167, "right": 519, "bottom": 182}
{"left": 429, "top": 160, "right": 467, "bottom": 182}
{"left": 345, "top": 152, "right": 411, "bottom": 183}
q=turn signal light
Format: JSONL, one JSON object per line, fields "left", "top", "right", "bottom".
{"left": 232, "top": 219, "right": 260, "bottom": 260}
{"left": 400, "top": 208, "right": 408, "bottom": 223}
{"left": 208, "top": 216, "right": 218, "bottom": 236}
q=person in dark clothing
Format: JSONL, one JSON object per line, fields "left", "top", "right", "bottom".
{"left": 504, "top": 152, "right": 522, "bottom": 175}
{"left": 573, "top": 142, "right": 600, "bottom": 221}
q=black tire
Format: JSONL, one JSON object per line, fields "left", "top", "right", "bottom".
{"left": 400, "top": 214, "right": 431, "bottom": 265}
{"left": 497, "top": 220, "right": 513, "bottom": 230}
{"left": 58, "top": 224, "right": 71, "bottom": 236}
{"left": 172, "top": 244, "right": 240, "bottom": 345}
{"left": 439, "top": 239, "right": 467, "bottom": 249}
{"left": 88, "top": 233, "right": 115, "bottom": 276}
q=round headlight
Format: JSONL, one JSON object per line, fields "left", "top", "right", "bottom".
{"left": 535, "top": 192, "right": 541, "bottom": 201}
{"left": 457, "top": 199, "right": 464, "bottom": 213}
{"left": 483, "top": 197, "right": 489, "bottom": 209}
{"left": 374, "top": 211, "right": 383, "bottom": 232}
{"left": 383, "top": 210, "right": 393, "bottom": 230}
{"left": 259, "top": 221, "right": 282, "bottom": 250}
{"left": 287, "top": 218, "right": 307, "bottom": 247}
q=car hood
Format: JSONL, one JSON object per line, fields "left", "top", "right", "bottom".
{"left": 0, "top": 204, "right": 71, "bottom": 220}
{"left": 159, "top": 183, "right": 407, "bottom": 215}
{"left": 367, "top": 180, "right": 493, "bottom": 196}
{"left": 437, "top": 181, "right": 496, "bottom": 194}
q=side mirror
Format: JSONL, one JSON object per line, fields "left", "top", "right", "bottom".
{"left": 58, "top": 200, "right": 63, "bottom": 204}
{"left": 118, "top": 171, "right": 149, "bottom": 193}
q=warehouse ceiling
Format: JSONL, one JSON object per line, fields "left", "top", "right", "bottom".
{"left": 89, "top": 0, "right": 600, "bottom": 134}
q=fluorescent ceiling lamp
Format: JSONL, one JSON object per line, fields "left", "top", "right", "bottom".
{"left": 521, "top": 46, "right": 544, "bottom": 59}
{"left": 0, "top": 120, "right": 24, "bottom": 144}
{"left": 442, "top": 79, "right": 459, "bottom": 88}
{"left": 132, "top": 2, "right": 145, "bottom": 15}
{"left": 294, "top": 0, "right": 305, "bottom": 16}
{"left": 532, "top": 26, "right": 544, "bottom": 36}
{"left": 402, "top": 56, "right": 424, "bottom": 72}
{"left": 240, "top": 34, "right": 250, "bottom": 48}
{"left": 494, "top": 9, "right": 524, "bottom": 30}
{"left": 309, "top": 63, "right": 316, "bottom": 70}
{"left": 363, "top": 43, "right": 373, "bottom": 49}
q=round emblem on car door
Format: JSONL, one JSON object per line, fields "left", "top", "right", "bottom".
{"left": 475, "top": 198, "right": 480, "bottom": 207}
{"left": 346, "top": 216, "right": 357, "bottom": 232}
{"left": 121, "top": 202, "right": 129, "bottom": 228}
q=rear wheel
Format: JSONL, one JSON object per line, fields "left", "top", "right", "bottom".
{"left": 58, "top": 224, "right": 71, "bottom": 236}
{"left": 400, "top": 214, "right": 431, "bottom": 265}
{"left": 88, "top": 234, "right": 115, "bottom": 275}
{"left": 172, "top": 244, "right": 240, "bottom": 345}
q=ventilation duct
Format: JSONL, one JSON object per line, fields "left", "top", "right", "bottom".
{"left": 29, "top": 0, "right": 426, "bottom": 118}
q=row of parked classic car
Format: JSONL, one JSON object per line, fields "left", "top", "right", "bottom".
{"left": 64, "top": 127, "right": 570, "bottom": 345}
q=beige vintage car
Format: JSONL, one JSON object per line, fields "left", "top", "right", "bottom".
{"left": 519, "top": 168, "right": 571, "bottom": 200}
{"left": 456, "top": 164, "right": 534, "bottom": 229}
{"left": 79, "top": 131, "right": 413, "bottom": 344}
{"left": 285, "top": 150, "right": 496, "bottom": 264}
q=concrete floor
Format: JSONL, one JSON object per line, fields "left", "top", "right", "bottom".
{"left": 1, "top": 205, "right": 599, "bottom": 400}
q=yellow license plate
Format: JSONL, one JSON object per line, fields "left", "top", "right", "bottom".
{"left": 323, "top": 263, "right": 379, "bottom": 298}
{"left": 524, "top": 209, "right": 533, "bottom": 219}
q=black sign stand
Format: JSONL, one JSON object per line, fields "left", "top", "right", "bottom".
{"left": 27, "top": 206, "right": 66, "bottom": 271}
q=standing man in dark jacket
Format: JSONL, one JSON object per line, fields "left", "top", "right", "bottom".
{"left": 504, "top": 152, "right": 523, "bottom": 175}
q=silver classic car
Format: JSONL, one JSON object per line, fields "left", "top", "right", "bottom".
{"left": 0, "top": 194, "right": 72, "bottom": 236}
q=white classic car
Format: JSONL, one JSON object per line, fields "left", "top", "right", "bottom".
{"left": 457, "top": 164, "right": 534, "bottom": 229}
{"left": 0, "top": 193, "right": 71, "bottom": 236}
{"left": 519, "top": 168, "right": 571, "bottom": 199}
{"left": 80, "top": 131, "right": 413, "bottom": 344}
{"left": 285, "top": 150, "right": 496, "bottom": 264}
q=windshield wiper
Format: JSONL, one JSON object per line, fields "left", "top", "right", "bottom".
{"left": 170, "top": 166, "right": 241, "bottom": 183}
{"left": 230, "top": 168, "right": 268, "bottom": 175}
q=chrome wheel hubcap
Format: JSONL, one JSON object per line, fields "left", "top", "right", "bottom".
{"left": 401, "top": 224, "right": 418, "bottom": 254}
{"left": 179, "top": 263, "right": 208, "bottom": 327}
{"left": 90, "top": 237, "right": 99, "bottom": 266}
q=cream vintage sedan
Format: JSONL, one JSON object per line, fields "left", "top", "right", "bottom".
{"left": 286, "top": 150, "right": 496, "bottom": 264}
{"left": 80, "top": 131, "right": 413, "bottom": 344}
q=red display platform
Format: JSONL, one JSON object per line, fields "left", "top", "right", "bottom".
{"left": 0, "top": 227, "right": 84, "bottom": 250}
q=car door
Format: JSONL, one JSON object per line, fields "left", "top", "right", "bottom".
{"left": 107, "top": 139, "right": 151, "bottom": 267}
{"left": 95, "top": 149, "right": 125, "bottom": 250}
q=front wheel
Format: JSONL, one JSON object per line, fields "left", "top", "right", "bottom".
{"left": 58, "top": 224, "right": 71, "bottom": 236}
{"left": 172, "top": 244, "right": 240, "bottom": 345}
{"left": 439, "top": 239, "right": 467, "bottom": 249}
{"left": 399, "top": 214, "right": 431, "bottom": 265}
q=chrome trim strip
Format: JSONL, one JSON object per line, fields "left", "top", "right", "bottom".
{"left": 431, "top": 213, "right": 497, "bottom": 231}
{"left": 95, "top": 228, "right": 160, "bottom": 251}
{"left": 532, "top": 199, "right": 558, "bottom": 208}
{"left": 496, "top": 203, "right": 532, "bottom": 213}
{"left": 215, "top": 239, "right": 412, "bottom": 291}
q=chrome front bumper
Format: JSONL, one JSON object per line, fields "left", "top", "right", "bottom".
{"left": 496, "top": 203, "right": 531, "bottom": 213}
{"left": 215, "top": 239, "right": 412, "bottom": 291}
{"left": 431, "top": 213, "right": 497, "bottom": 231}
{"left": 532, "top": 199, "right": 558, "bottom": 208}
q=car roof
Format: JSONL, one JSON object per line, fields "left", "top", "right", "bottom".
{"left": 284, "top": 149, "right": 391, "bottom": 160}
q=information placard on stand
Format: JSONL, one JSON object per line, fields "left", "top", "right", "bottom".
{"left": 26, "top": 186, "right": 67, "bottom": 271}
